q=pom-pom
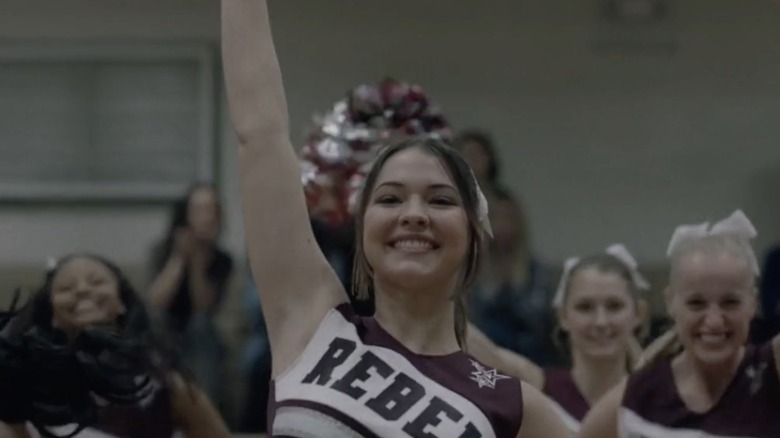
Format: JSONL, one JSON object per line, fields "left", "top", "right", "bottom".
{"left": 300, "top": 78, "right": 450, "bottom": 227}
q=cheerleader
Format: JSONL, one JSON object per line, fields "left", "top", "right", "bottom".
{"left": 221, "top": 1, "right": 570, "bottom": 436}
{"left": 467, "top": 244, "right": 649, "bottom": 434}
{"left": 0, "top": 254, "right": 229, "bottom": 438}
{"left": 580, "top": 210, "right": 780, "bottom": 437}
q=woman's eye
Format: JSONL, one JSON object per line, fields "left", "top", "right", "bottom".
{"left": 431, "top": 197, "right": 456, "bottom": 205}
{"left": 575, "top": 303, "right": 594, "bottom": 312}
{"left": 375, "top": 195, "right": 400, "bottom": 204}
{"left": 686, "top": 299, "right": 706, "bottom": 309}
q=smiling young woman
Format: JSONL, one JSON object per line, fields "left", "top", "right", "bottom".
{"left": 465, "top": 244, "right": 649, "bottom": 435}
{"left": 579, "top": 210, "right": 780, "bottom": 438}
{"left": 0, "top": 254, "right": 230, "bottom": 438}
{"left": 221, "top": 1, "right": 570, "bottom": 436}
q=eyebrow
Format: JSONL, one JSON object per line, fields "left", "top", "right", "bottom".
{"left": 374, "top": 181, "right": 458, "bottom": 191}
{"left": 53, "top": 278, "right": 75, "bottom": 286}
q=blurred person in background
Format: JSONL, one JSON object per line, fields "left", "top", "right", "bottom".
{"left": 236, "top": 264, "right": 272, "bottom": 434}
{"left": 454, "top": 128, "right": 502, "bottom": 200}
{"left": 580, "top": 210, "right": 780, "bottom": 437}
{"left": 147, "top": 182, "right": 233, "bottom": 408}
{"left": 469, "top": 245, "right": 649, "bottom": 434}
{"left": 468, "top": 186, "right": 555, "bottom": 363}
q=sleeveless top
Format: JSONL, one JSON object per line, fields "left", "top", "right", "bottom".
{"left": 620, "top": 343, "right": 780, "bottom": 437}
{"left": 542, "top": 369, "right": 589, "bottom": 433}
{"left": 28, "top": 384, "right": 175, "bottom": 438}
{"left": 267, "top": 304, "right": 524, "bottom": 438}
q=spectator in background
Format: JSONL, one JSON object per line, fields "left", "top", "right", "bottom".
{"left": 311, "top": 217, "right": 354, "bottom": 295}
{"left": 237, "top": 262, "right": 271, "bottom": 434}
{"left": 306, "top": 185, "right": 371, "bottom": 315}
{"left": 468, "top": 186, "right": 555, "bottom": 364}
{"left": 147, "top": 182, "right": 233, "bottom": 407}
{"left": 454, "top": 128, "right": 502, "bottom": 197}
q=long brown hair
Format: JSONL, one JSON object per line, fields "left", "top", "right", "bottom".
{"left": 351, "top": 137, "right": 485, "bottom": 348}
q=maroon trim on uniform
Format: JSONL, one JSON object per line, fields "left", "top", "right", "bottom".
{"left": 543, "top": 368, "right": 590, "bottom": 421}
{"left": 622, "top": 343, "right": 780, "bottom": 436}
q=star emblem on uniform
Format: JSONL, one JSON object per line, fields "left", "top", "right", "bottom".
{"left": 746, "top": 361, "right": 767, "bottom": 395}
{"left": 469, "top": 359, "right": 510, "bottom": 389}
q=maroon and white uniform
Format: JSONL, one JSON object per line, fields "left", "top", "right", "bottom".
{"left": 619, "top": 344, "right": 780, "bottom": 437}
{"left": 542, "top": 369, "right": 589, "bottom": 433}
{"left": 267, "top": 304, "right": 524, "bottom": 437}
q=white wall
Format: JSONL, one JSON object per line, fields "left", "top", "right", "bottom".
{"left": 1, "top": 0, "right": 780, "bottom": 268}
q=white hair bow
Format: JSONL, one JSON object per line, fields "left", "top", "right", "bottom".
{"left": 475, "top": 182, "right": 492, "bottom": 238}
{"left": 469, "top": 169, "right": 492, "bottom": 238}
{"left": 552, "top": 243, "right": 650, "bottom": 308}
{"left": 666, "top": 209, "right": 758, "bottom": 274}
{"left": 45, "top": 256, "right": 59, "bottom": 273}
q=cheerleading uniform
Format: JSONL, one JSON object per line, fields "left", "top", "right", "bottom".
{"left": 619, "top": 344, "right": 780, "bottom": 437}
{"left": 267, "top": 304, "right": 524, "bottom": 438}
{"left": 542, "top": 369, "right": 589, "bottom": 433}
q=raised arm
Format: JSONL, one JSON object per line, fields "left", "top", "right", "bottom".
{"left": 221, "top": 0, "right": 346, "bottom": 375}
{"left": 578, "top": 381, "right": 625, "bottom": 438}
{"left": 516, "top": 382, "right": 572, "bottom": 438}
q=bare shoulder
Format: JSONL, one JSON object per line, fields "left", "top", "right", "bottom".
{"left": 498, "top": 348, "right": 545, "bottom": 389}
{"left": 578, "top": 380, "right": 626, "bottom": 438}
{"left": 516, "top": 381, "right": 573, "bottom": 438}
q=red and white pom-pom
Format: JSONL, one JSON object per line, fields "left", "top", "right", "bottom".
{"left": 298, "top": 78, "right": 451, "bottom": 226}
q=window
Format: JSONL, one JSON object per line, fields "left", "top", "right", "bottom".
{"left": 0, "top": 43, "right": 216, "bottom": 201}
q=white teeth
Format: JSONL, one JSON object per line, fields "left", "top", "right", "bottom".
{"left": 699, "top": 333, "right": 727, "bottom": 343}
{"left": 393, "top": 240, "right": 433, "bottom": 250}
{"left": 589, "top": 336, "right": 616, "bottom": 344}
{"left": 75, "top": 300, "right": 98, "bottom": 312}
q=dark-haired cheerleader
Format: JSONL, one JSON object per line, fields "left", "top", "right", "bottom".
{"left": 0, "top": 254, "right": 230, "bottom": 438}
